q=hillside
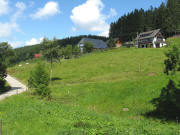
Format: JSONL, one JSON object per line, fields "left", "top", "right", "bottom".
{"left": 1, "top": 44, "right": 180, "bottom": 134}
{"left": 14, "top": 35, "right": 108, "bottom": 62}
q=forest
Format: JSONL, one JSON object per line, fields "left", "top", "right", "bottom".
{"left": 109, "top": 0, "right": 180, "bottom": 42}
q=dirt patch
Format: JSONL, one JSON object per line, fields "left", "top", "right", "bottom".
{"left": 148, "top": 72, "right": 156, "bottom": 76}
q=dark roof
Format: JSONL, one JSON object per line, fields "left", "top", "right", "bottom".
{"left": 136, "top": 29, "right": 161, "bottom": 40}
{"left": 79, "top": 38, "right": 107, "bottom": 49}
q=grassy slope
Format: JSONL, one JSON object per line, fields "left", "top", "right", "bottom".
{"left": 1, "top": 43, "right": 180, "bottom": 134}
{"left": 167, "top": 36, "right": 180, "bottom": 46}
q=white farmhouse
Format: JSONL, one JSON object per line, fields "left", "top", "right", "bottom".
{"left": 136, "top": 29, "right": 167, "bottom": 48}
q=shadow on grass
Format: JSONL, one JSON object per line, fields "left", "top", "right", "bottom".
{"left": 144, "top": 110, "right": 180, "bottom": 122}
{"left": 0, "top": 86, "right": 11, "bottom": 94}
{"left": 11, "top": 87, "right": 22, "bottom": 90}
{"left": 51, "top": 77, "right": 62, "bottom": 81}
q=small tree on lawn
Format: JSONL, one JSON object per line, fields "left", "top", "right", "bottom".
{"left": 41, "top": 38, "right": 62, "bottom": 83}
{"left": 28, "top": 63, "right": 51, "bottom": 98}
{"left": 107, "top": 37, "right": 116, "bottom": 48}
{"left": 152, "top": 45, "right": 180, "bottom": 119}
{"left": 83, "top": 42, "right": 93, "bottom": 53}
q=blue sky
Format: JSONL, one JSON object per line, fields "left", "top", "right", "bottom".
{"left": 0, "top": 0, "right": 165, "bottom": 48}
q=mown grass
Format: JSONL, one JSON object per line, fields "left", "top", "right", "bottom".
{"left": 1, "top": 40, "right": 180, "bottom": 134}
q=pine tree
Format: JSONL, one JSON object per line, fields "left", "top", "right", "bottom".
{"left": 28, "top": 63, "right": 51, "bottom": 98}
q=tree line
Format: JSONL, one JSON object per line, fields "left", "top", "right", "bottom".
{"left": 14, "top": 35, "right": 108, "bottom": 62}
{"left": 109, "top": 0, "right": 180, "bottom": 42}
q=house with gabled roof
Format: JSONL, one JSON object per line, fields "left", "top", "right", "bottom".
{"left": 78, "top": 38, "right": 107, "bottom": 52}
{"left": 136, "top": 29, "right": 166, "bottom": 48}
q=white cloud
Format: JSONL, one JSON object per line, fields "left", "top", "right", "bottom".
{"left": 0, "top": 1, "right": 26, "bottom": 38}
{"left": 70, "top": 0, "right": 117, "bottom": 37}
{"left": 15, "top": 2, "right": 26, "bottom": 11}
{"left": 26, "top": 37, "right": 43, "bottom": 46}
{"left": 9, "top": 41, "right": 23, "bottom": 48}
{"left": 11, "top": 2, "right": 26, "bottom": 22}
{"left": 31, "top": 1, "right": 60, "bottom": 19}
{"left": 0, "top": 0, "right": 9, "bottom": 16}
{"left": 0, "top": 22, "right": 18, "bottom": 37}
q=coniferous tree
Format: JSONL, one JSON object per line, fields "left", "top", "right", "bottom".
{"left": 28, "top": 63, "right": 51, "bottom": 98}
{"left": 107, "top": 38, "right": 116, "bottom": 48}
{"left": 109, "top": 0, "right": 180, "bottom": 40}
{"left": 152, "top": 45, "right": 180, "bottom": 119}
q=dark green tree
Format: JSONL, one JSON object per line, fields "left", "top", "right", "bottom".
{"left": 0, "top": 45, "right": 7, "bottom": 91}
{"left": 164, "top": 46, "right": 180, "bottom": 75}
{"left": 152, "top": 45, "right": 180, "bottom": 119}
{"left": 0, "top": 42, "right": 17, "bottom": 66}
{"left": 107, "top": 37, "right": 116, "bottom": 48}
{"left": 28, "top": 63, "right": 51, "bottom": 98}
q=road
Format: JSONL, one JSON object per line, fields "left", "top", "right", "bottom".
{"left": 0, "top": 75, "right": 27, "bottom": 101}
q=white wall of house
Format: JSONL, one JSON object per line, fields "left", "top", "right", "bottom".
{"left": 152, "top": 37, "right": 166, "bottom": 48}
{"left": 153, "top": 37, "right": 157, "bottom": 48}
{"left": 78, "top": 43, "right": 84, "bottom": 53}
{"left": 163, "top": 39, "right": 167, "bottom": 46}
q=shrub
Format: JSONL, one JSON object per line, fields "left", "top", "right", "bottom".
{"left": 0, "top": 56, "right": 7, "bottom": 92}
{"left": 151, "top": 45, "right": 180, "bottom": 119}
{"left": 83, "top": 42, "right": 93, "bottom": 53}
{"left": 164, "top": 46, "right": 180, "bottom": 75}
{"left": 63, "top": 45, "right": 73, "bottom": 59}
{"left": 152, "top": 80, "right": 180, "bottom": 119}
{"left": 107, "top": 37, "right": 116, "bottom": 48}
{"left": 73, "top": 45, "right": 80, "bottom": 58}
{"left": 28, "top": 63, "right": 51, "bottom": 98}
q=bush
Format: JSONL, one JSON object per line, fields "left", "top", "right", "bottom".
{"left": 0, "top": 56, "right": 7, "bottom": 92}
{"left": 152, "top": 80, "right": 180, "bottom": 119}
{"left": 164, "top": 46, "right": 180, "bottom": 75}
{"left": 83, "top": 42, "right": 93, "bottom": 53}
{"left": 28, "top": 63, "right": 51, "bottom": 98}
{"left": 63, "top": 45, "right": 73, "bottom": 59}
{"left": 0, "top": 77, "right": 6, "bottom": 91}
{"left": 151, "top": 45, "right": 180, "bottom": 120}
{"left": 107, "top": 37, "right": 115, "bottom": 48}
{"left": 73, "top": 45, "right": 80, "bottom": 58}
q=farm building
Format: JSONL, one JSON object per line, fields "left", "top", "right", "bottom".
{"left": 136, "top": 29, "right": 166, "bottom": 48}
{"left": 34, "top": 54, "right": 42, "bottom": 59}
{"left": 78, "top": 38, "right": 107, "bottom": 52}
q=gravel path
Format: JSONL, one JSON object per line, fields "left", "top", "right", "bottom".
{"left": 0, "top": 75, "right": 27, "bottom": 101}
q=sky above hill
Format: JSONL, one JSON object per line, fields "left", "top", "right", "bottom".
{"left": 0, "top": 0, "right": 165, "bottom": 48}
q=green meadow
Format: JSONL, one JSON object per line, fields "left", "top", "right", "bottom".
{"left": 0, "top": 38, "right": 180, "bottom": 134}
